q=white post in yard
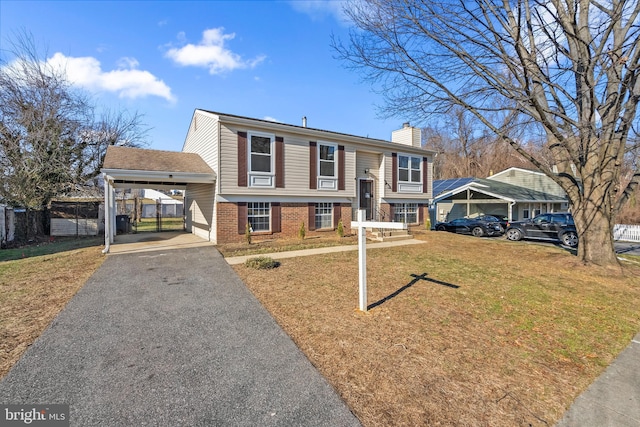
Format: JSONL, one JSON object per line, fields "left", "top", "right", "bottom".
{"left": 351, "top": 209, "right": 407, "bottom": 312}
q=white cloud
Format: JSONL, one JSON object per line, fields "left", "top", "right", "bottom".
{"left": 164, "top": 28, "right": 266, "bottom": 74}
{"left": 289, "top": 0, "right": 349, "bottom": 23}
{"left": 263, "top": 116, "right": 280, "bottom": 122}
{"left": 47, "top": 52, "right": 175, "bottom": 102}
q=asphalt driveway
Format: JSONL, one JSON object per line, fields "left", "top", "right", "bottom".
{"left": 0, "top": 245, "right": 360, "bottom": 426}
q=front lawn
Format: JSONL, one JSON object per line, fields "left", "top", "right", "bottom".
{"left": 0, "top": 239, "right": 105, "bottom": 378}
{"left": 233, "top": 231, "right": 640, "bottom": 426}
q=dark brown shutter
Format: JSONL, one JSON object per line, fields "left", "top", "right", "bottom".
{"left": 238, "top": 132, "right": 247, "bottom": 187}
{"left": 309, "top": 141, "right": 317, "bottom": 189}
{"left": 271, "top": 202, "right": 281, "bottom": 233}
{"left": 389, "top": 204, "right": 395, "bottom": 220}
{"left": 333, "top": 203, "right": 342, "bottom": 228}
{"left": 237, "top": 202, "right": 247, "bottom": 234}
{"left": 276, "top": 137, "right": 284, "bottom": 188}
{"left": 391, "top": 153, "right": 398, "bottom": 192}
{"left": 338, "top": 145, "right": 345, "bottom": 191}
{"left": 308, "top": 203, "right": 316, "bottom": 231}
{"left": 423, "top": 157, "right": 429, "bottom": 193}
{"left": 418, "top": 203, "right": 424, "bottom": 223}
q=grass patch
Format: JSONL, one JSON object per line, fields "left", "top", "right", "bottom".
{"left": 233, "top": 231, "right": 640, "bottom": 426}
{"left": 133, "top": 217, "right": 184, "bottom": 232}
{"left": 0, "top": 236, "right": 103, "bottom": 262}
{"left": 0, "top": 239, "right": 105, "bottom": 379}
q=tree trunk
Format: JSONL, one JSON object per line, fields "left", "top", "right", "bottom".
{"left": 573, "top": 204, "right": 619, "bottom": 267}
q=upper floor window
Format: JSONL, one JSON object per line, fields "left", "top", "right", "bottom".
{"left": 249, "top": 133, "right": 273, "bottom": 173}
{"left": 398, "top": 155, "right": 421, "bottom": 183}
{"left": 318, "top": 142, "right": 336, "bottom": 178}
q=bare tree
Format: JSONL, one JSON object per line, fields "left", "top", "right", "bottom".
{"left": 0, "top": 32, "right": 147, "bottom": 227}
{"left": 334, "top": 0, "right": 640, "bottom": 266}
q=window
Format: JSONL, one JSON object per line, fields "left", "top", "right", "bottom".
{"left": 523, "top": 208, "right": 530, "bottom": 219}
{"left": 315, "top": 203, "right": 333, "bottom": 229}
{"left": 318, "top": 143, "right": 336, "bottom": 177}
{"left": 250, "top": 133, "right": 273, "bottom": 173}
{"left": 248, "top": 202, "right": 270, "bottom": 232}
{"left": 398, "top": 155, "right": 421, "bottom": 183}
{"left": 394, "top": 203, "right": 418, "bottom": 224}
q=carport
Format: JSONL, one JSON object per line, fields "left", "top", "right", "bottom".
{"left": 101, "top": 146, "right": 216, "bottom": 253}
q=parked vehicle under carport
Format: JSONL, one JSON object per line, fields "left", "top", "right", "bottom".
{"left": 434, "top": 217, "right": 504, "bottom": 237}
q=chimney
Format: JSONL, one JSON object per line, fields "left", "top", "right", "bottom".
{"left": 392, "top": 122, "right": 421, "bottom": 148}
{"left": 302, "top": 116, "right": 307, "bottom": 128}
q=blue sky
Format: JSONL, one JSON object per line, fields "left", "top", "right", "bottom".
{"left": 1, "top": 1, "right": 403, "bottom": 151}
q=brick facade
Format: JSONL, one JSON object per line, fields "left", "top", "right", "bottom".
{"left": 216, "top": 201, "right": 353, "bottom": 244}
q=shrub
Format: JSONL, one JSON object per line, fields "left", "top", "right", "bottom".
{"left": 298, "top": 221, "right": 306, "bottom": 240}
{"left": 337, "top": 219, "right": 344, "bottom": 237}
{"left": 245, "top": 256, "right": 279, "bottom": 270}
{"left": 425, "top": 217, "right": 431, "bottom": 230}
{"left": 245, "top": 222, "right": 252, "bottom": 244}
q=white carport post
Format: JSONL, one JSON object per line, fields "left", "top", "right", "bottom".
{"left": 102, "top": 174, "right": 115, "bottom": 253}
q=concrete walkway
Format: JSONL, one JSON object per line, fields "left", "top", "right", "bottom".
{"left": 225, "top": 238, "right": 426, "bottom": 265}
{"left": 0, "top": 243, "right": 360, "bottom": 426}
{"left": 555, "top": 332, "right": 640, "bottom": 427}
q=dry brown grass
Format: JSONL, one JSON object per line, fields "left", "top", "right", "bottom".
{"left": 0, "top": 244, "right": 105, "bottom": 379}
{"left": 233, "top": 231, "right": 640, "bottom": 426}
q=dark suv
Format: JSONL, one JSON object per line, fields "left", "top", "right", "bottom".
{"left": 505, "top": 212, "right": 578, "bottom": 248}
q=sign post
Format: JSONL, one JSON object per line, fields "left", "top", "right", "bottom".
{"left": 351, "top": 209, "right": 407, "bottom": 311}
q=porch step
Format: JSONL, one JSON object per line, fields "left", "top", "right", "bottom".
{"left": 368, "top": 228, "right": 414, "bottom": 242}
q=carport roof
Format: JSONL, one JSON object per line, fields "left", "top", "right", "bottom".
{"left": 103, "top": 146, "right": 214, "bottom": 174}
{"left": 101, "top": 146, "right": 216, "bottom": 189}
{"left": 433, "top": 177, "right": 567, "bottom": 203}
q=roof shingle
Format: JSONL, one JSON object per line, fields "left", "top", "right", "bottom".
{"left": 102, "top": 146, "right": 214, "bottom": 175}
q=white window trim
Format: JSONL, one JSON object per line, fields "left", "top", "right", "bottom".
{"left": 394, "top": 203, "right": 419, "bottom": 224}
{"left": 247, "top": 131, "right": 275, "bottom": 188}
{"left": 398, "top": 154, "right": 422, "bottom": 183}
{"left": 315, "top": 202, "right": 333, "bottom": 230}
{"left": 247, "top": 201, "right": 271, "bottom": 232}
{"left": 317, "top": 141, "right": 338, "bottom": 191}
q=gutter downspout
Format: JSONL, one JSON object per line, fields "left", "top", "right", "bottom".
{"left": 102, "top": 174, "right": 111, "bottom": 254}
{"left": 508, "top": 201, "right": 516, "bottom": 221}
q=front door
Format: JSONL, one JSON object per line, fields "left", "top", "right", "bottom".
{"left": 359, "top": 180, "right": 373, "bottom": 220}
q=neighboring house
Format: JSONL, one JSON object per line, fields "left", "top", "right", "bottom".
{"left": 139, "top": 189, "right": 184, "bottom": 218}
{"left": 101, "top": 110, "right": 436, "bottom": 247}
{"left": 431, "top": 167, "right": 569, "bottom": 223}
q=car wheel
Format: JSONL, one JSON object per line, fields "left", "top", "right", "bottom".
{"left": 471, "top": 226, "right": 484, "bottom": 237}
{"left": 436, "top": 225, "right": 446, "bottom": 231}
{"left": 506, "top": 228, "right": 523, "bottom": 241}
{"left": 562, "top": 231, "right": 578, "bottom": 248}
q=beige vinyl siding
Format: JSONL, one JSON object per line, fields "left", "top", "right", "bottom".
{"left": 490, "top": 169, "right": 565, "bottom": 197}
{"left": 383, "top": 151, "right": 431, "bottom": 201}
{"left": 355, "top": 151, "right": 382, "bottom": 198}
{"left": 185, "top": 183, "right": 215, "bottom": 242}
{"left": 183, "top": 111, "right": 219, "bottom": 183}
{"left": 218, "top": 124, "right": 356, "bottom": 197}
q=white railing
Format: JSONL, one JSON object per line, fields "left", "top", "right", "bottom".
{"left": 613, "top": 224, "right": 640, "bottom": 242}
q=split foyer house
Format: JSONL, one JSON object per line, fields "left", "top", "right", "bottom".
{"left": 102, "top": 109, "right": 436, "bottom": 247}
